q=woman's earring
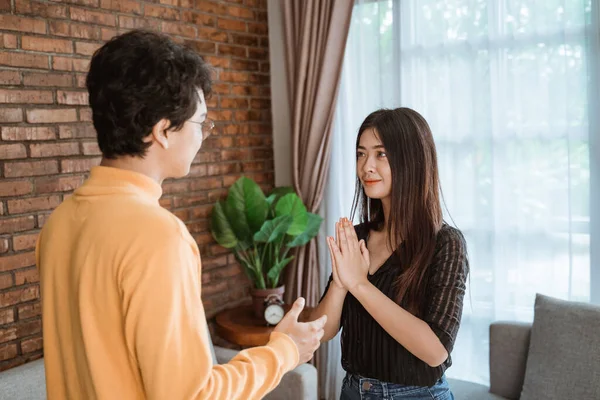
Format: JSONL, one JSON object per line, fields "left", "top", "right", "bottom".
{"left": 367, "top": 196, "right": 371, "bottom": 221}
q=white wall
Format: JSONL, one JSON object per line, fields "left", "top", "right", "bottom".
{"left": 267, "top": 0, "right": 293, "bottom": 187}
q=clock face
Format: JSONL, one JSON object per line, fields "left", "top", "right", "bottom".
{"left": 264, "top": 304, "right": 285, "bottom": 325}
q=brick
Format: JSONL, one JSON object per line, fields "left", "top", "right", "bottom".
{"left": 17, "top": 302, "right": 40, "bottom": 320}
{"left": 50, "top": 21, "right": 101, "bottom": 40}
{"left": 221, "top": 149, "right": 250, "bottom": 162}
{"left": 61, "top": 158, "right": 99, "bottom": 173}
{"left": 30, "top": 142, "right": 80, "bottom": 158}
{"left": 16, "top": 319, "right": 41, "bottom": 337}
{"left": 0, "top": 109, "right": 22, "bottom": 123}
{"left": 0, "top": 15, "right": 46, "bottom": 34}
{"left": 58, "top": 124, "right": 95, "bottom": 139}
{"left": 2, "top": 127, "right": 55, "bottom": 141}
{"left": 27, "top": 109, "right": 77, "bottom": 123}
{"left": 211, "top": 83, "right": 230, "bottom": 95}
{"left": 0, "top": 71, "right": 21, "bottom": 85}
{"left": 57, "top": 90, "right": 88, "bottom": 105}
{"left": 0, "top": 344, "right": 18, "bottom": 362}
{"left": 220, "top": 72, "right": 249, "bottom": 84}
{"left": 250, "top": 98, "right": 270, "bottom": 109}
{"left": 82, "top": 142, "right": 101, "bottom": 156}
{"left": 79, "top": 108, "right": 92, "bottom": 122}
{"left": 99, "top": 0, "right": 142, "bottom": 15}
{"left": 0, "top": 216, "right": 35, "bottom": 234}
{"left": 0, "top": 252, "right": 36, "bottom": 272}
{"left": 8, "top": 195, "right": 61, "bottom": 215}
{"left": 13, "top": 233, "right": 38, "bottom": 252}
{"left": 52, "top": 57, "right": 89, "bottom": 72}
{"left": 75, "top": 74, "right": 86, "bottom": 88}
{"left": 21, "top": 336, "right": 42, "bottom": 353}
{"left": 0, "top": 181, "right": 33, "bottom": 197}
{"left": 163, "top": 180, "right": 190, "bottom": 195}
{"left": 161, "top": 21, "right": 196, "bottom": 38}
{"left": 15, "top": 0, "right": 69, "bottom": 19}
{"left": 247, "top": 22, "right": 267, "bottom": 35}
{"left": 231, "top": 59, "right": 259, "bottom": 71}
{"left": 183, "top": 40, "right": 215, "bottom": 54}
{"left": 210, "top": 110, "right": 233, "bottom": 121}
{"left": 0, "top": 53, "right": 48, "bottom": 69}
{"left": 14, "top": 267, "right": 39, "bottom": 286}
{"left": 220, "top": 97, "right": 249, "bottom": 109}
{"left": 22, "top": 36, "right": 73, "bottom": 54}
{"left": 248, "top": 47, "right": 267, "bottom": 60}
{"left": 145, "top": 4, "right": 180, "bottom": 20}
{"left": 230, "top": 34, "right": 258, "bottom": 47}
{"left": 0, "top": 286, "right": 39, "bottom": 308}
{"left": 236, "top": 136, "right": 270, "bottom": 147}
{"left": 101, "top": 28, "right": 118, "bottom": 41}
{"left": 182, "top": 11, "right": 215, "bottom": 26}
{"left": 4, "top": 160, "right": 58, "bottom": 178}
{"left": 70, "top": 7, "right": 116, "bottom": 26}
{"left": 23, "top": 72, "right": 72, "bottom": 87}
{"left": 0, "top": 0, "right": 9, "bottom": 11}
{"left": 0, "top": 239, "right": 7, "bottom": 254}
{"left": 195, "top": 1, "right": 227, "bottom": 14}
{"left": 0, "top": 89, "right": 53, "bottom": 104}
{"left": 118, "top": 16, "right": 161, "bottom": 30}
{"left": 217, "top": 18, "right": 246, "bottom": 32}
{"left": 227, "top": 5, "right": 254, "bottom": 19}
{"left": 59, "top": 0, "right": 99, "bottom": 5}
{"left": 0, "top": 308, "right": 14, "bottom": 324}
{"left": 75, "top": 41, "right": 102, "bottom": 56}
{"left": 260, "top": 62, "right": 269, "bottom": 73}
{"left": 204, "top": 56, "right": 229, "bottom": 68}
{"left": 0, "top": 34, "right": 17, "bottom": 49}
{"left": 218, "top": 45, "right": 246, "bottom": 58}
{"left": 0, "top": 144, "right": 26, "bottom": 160}
{"left": 35, "top": 175, "right": 83, "bottom": 193}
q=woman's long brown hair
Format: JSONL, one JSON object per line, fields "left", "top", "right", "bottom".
{"left": 350, "top": 108, "right": 443, "bottom": 316}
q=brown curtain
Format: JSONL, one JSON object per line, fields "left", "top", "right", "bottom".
{"left": 280, "top": 0, "right": 353, "bottom": 308}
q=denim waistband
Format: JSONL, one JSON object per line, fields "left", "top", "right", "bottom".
{"left": 344, "top": 373, "right": 448, "bottom": 397}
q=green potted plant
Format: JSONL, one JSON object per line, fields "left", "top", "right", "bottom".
{"left": 210, "top": 176, "right": 323, "bottom": 318}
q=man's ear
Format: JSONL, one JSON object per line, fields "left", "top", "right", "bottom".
{"left": 146, "top": 119, "right": 171, "bottom": 149}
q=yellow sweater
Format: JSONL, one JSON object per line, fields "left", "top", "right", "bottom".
{"left": 36, "top": 166, "right": 299, "bottom": 400}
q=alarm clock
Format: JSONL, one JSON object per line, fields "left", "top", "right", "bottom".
{"left": 263, "top": 294, "right": 285, "bottom": 326}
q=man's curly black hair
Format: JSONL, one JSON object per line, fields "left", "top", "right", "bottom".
{"left": 86, "top": 29, "right": 212, "bottom": 159}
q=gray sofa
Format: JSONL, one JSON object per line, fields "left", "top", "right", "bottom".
{"left": 0, "top": 335, "right": 317, "bottom": 400}
{"left": 450, "top": 294, "right": 600, "bottom": 400}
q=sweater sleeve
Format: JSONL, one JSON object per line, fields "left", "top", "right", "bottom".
{"left": 121, "top": 232, "right": 299, "bottom": 400}
{"left": 422, "top": 227, "right": 469, "bottom": 355}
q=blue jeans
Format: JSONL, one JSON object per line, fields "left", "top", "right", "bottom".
{"left": 340, "top": 373, "right": 454, "bottom": 400}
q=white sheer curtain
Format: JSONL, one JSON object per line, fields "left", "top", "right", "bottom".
{"left": 322, "top": 0, "right": 597, "bottom": 390}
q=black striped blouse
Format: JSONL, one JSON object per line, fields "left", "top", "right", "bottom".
{"left": 321, "top": 223, "right": 469, "bottom": 387}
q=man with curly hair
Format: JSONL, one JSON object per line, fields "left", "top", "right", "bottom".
{"left": 36, "top": 30, "right": 326, "bottom": 400}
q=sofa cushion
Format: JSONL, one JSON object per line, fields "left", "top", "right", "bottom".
{"left": 520, "top": 294, "right": 600, "bottom": 400}
{"left": 448, "top": 378, "right": 506, "bottom": 400}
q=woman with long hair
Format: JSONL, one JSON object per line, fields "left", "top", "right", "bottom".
{"left": 312, "top": 108, "right": 469, "bottom": 399}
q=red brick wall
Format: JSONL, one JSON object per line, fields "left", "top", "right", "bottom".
{"left": 0, "top": 0, "right": 273, "bottom": 371}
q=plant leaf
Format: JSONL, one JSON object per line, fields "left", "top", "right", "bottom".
{"left": 225, "top": 177, "right": 268, "bottom": 240}
{"left": 275, "top": 193, "right": 308, "bottom": 235}
{"left": 210, "top": 201, "right": 238, "bottom": 249}
{"left": 287, "top": 212, "right": 323, "bottom": 248}
{"left": 266, "top": 256, "right": 294, "bottom": 286}
{"left": 254, "top": 215, "right": 293, "bottom": 243}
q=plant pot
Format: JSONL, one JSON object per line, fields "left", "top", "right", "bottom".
{"left": 251, "top": 285, "right": 285, "bottom": 319}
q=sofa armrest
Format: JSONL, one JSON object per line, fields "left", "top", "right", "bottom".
{"left": 489, "top": 321, "right": 531, "bottom": 399}
{"left": 213, "top": 345, "right": 318, "bottom": 400}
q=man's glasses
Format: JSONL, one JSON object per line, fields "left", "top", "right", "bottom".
{"left": 189, "top": 118, "right": 215, "bottom": 140}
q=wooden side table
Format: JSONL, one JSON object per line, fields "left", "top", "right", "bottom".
{"left": 215, "top": 304, "right": 315, "bottom": 347}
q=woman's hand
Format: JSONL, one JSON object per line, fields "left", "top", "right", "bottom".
{"left": 327, "top": 219, "right": 346, "bottom": 290}
{"left": 327, "top": 217, "right": 370, "bottom": 293}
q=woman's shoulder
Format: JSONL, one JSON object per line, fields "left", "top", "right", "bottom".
{"left": 435, "top": 223, "right": 467, "bottom": 253}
